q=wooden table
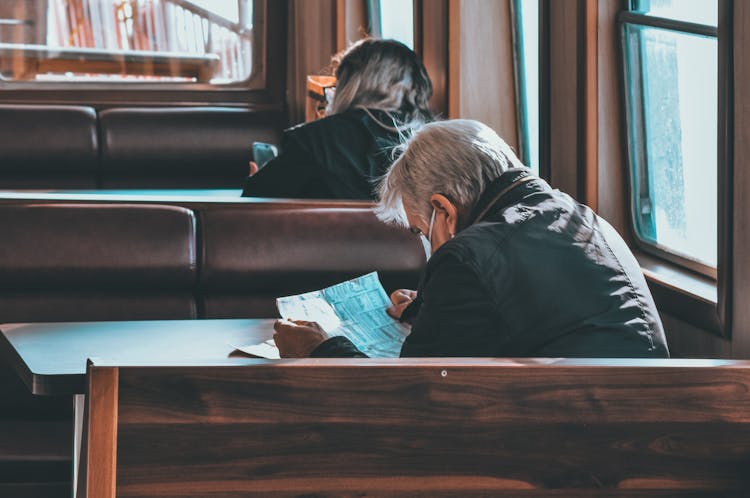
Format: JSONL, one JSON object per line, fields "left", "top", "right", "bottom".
{"left": 0, "top": 318, "right": 276, "bottom": 497}
{"left": 0, "top": 318, "right": 277, "bottom": 396}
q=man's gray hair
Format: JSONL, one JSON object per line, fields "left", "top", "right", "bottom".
{"left": 376, "top": 119, "right": 526, "bottom": 226}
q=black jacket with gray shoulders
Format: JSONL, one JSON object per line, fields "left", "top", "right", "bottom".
{"left": 312, "top": 168, "right": 670, "bottom": 358}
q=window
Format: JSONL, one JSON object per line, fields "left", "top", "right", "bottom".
{"left": 511, "top": 0, "right": 539, "bottom": 173}
{"left": 0, "top": 0, "right": 255, "bottom": 85}
{"left": 620, "top": 0, "right": 720, "bottom": 272}
{"left": 369, "top": 0, "right": 414, "bottom": 49}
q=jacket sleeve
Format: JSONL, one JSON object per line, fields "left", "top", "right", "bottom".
{"left": 241, "top": 133, "right": 317, "bottom": 197}
{"left": 310, "top": 336, "right": 369, "bottom": 358}
{"left": 400, "top": 252, "right": 500, "bottom": 357}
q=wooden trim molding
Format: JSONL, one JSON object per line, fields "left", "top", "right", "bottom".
{"left": 717, "top": 0, "right": 734, "bottom": 341}
{"left": 583, "top": 0, "right": 598, "bottom": 211}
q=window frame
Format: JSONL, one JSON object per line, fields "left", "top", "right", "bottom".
{"left": 0, "top": 0, "right": 286, "bottom": 109}
{"left": 617, "top": 0, "right": 733, "bottom": 337}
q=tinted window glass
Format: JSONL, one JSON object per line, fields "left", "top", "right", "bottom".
{"left": 0, "top": 0, "right": 253, "bottom": 84}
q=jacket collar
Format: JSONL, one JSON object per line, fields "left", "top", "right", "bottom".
{"left": 468, "top": 168, "right": 549, "bottom": 225}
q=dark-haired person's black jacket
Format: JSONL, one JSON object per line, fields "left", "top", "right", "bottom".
{"left": 313, "top": 168, "right": 670, "bottom": 358}
{"left": 241, "top": 109, "right": 404, "bottom": 200}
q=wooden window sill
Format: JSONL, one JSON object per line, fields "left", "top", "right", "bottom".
{"left": 635, "top": 251, "right": 724, "bottom": 336}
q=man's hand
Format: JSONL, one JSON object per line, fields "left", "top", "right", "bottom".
{"left": 273, "top": 319, "right": 330, "bottom": 358}
{"left": 387, "top": 289, "right": 417, "bottom": 320}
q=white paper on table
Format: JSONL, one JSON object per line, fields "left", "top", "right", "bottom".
{"left": 230, "top": 340, "right": 281, "bottom": 359}
{"left": 275, "top": 272, "right": 411, "bottom": 357}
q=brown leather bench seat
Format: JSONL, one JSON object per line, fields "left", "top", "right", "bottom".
{"left": 0, "top": 105, "right": 99, "bottom": 189}
{"left": 0, "top": 203, "right": 199, "bottom": 323}
{"left": 0, "top": 198, "right": 425, "bottom": 321}
{"left": 0, "top": 202, "right": 199, "bottom": 497}
{"left": 200, "top": 205, "right": 426, "bottom": 317}
{"left": 0, "top": 199, "right": 424, "bottom": 497}
{"left": 98, "top": 107, "right": 284, "bottom": 189}
{"left": 0, "top": 105, "right": 284, "bottom": 190}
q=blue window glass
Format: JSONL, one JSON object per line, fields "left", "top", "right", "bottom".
{"left": 512, "top": 0, "right": 539, "bottom": 173}
{"left": 633, "top": 0, "right": 717, "bottom": 27}
{"left": 374, "top": 0, "right": 413, "bottom": 49}
{"left": 622, "top": 2, "right": 718, "bottom": 268}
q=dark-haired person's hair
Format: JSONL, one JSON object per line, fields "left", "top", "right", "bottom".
{"left": 327, "top": 38, "right": 433, "bottom": 128}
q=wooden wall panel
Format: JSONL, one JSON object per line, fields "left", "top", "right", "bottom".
{"left": 661, "top": 313, "right": 732, "bottom": 359}
{"left": 336, "top": 0, "right": 368, "bottom": 51}
{"left": 448, "top": 0, "right": 518, "bottom": 150}
{"left": 286, "top": 0, "right": 338, "bottom": 125}
{"left": 731, "top": 0, "right": 750, "bottom": 358}
{"left": 417, "top": 0, "right": 449, "bottom": 118}
{"left": 596, "top": 0, "right": 628, "bottom": 235}
{"left": 548, "top": 0, "right": 580, "bottom": 198}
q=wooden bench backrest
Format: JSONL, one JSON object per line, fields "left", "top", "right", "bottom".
{"left": 81, "top": 358, "right": 750, "bottom": 497}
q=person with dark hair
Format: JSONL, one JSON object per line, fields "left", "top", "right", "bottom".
{"left": 241, "top": 38, "right": 433, "bottom": 199}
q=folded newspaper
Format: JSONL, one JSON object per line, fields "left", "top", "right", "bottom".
{"left": 235, "top": 272, "right": 411, "bottom": 358}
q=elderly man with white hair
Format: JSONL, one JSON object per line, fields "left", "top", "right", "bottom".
{"left": 274, "top": 119, "right": 670, "bottom": 359}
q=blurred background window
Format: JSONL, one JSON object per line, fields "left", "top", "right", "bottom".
{"left": 0, "top": 0, "right": 254, "bottom": 84}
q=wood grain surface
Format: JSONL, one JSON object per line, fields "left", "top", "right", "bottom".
{"left": 81, "top": 361, "right": 750, "bottom": 497}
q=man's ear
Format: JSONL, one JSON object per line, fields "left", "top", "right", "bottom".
{"left": 429, "top": 194, "right": 458, "bottom": 235}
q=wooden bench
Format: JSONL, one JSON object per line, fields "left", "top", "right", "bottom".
{"left": 80, "top": 358, "right": 750, "bottom": 497}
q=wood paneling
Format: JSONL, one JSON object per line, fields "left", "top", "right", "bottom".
{"left": 661, "top": 313, "right": 732, "bottom": 359}
{"left": 336, "top": 0, "right": 368, "bottom": 51}
{"left": 547, "top": 0, "right": 599, "bottom": 206}
{"left": 82, "top": 360, "right": 750, "bottom": 496}
{"left": 548, "top": 0, "right": 580, "bottom": 198}
{"left": 448, "top": 0, "right": 518, "bottom": 150}
{"left": 596, "top": 0, "right": 628, "bottom": 235}
{"left": 286, "top": 0, "right": 338, "bottom": 125}
{"left": 732, "top": 0, "right": 750, "bottom": 358}
{"left": 416, "top": 0, "right": 449, "bottom": 118}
